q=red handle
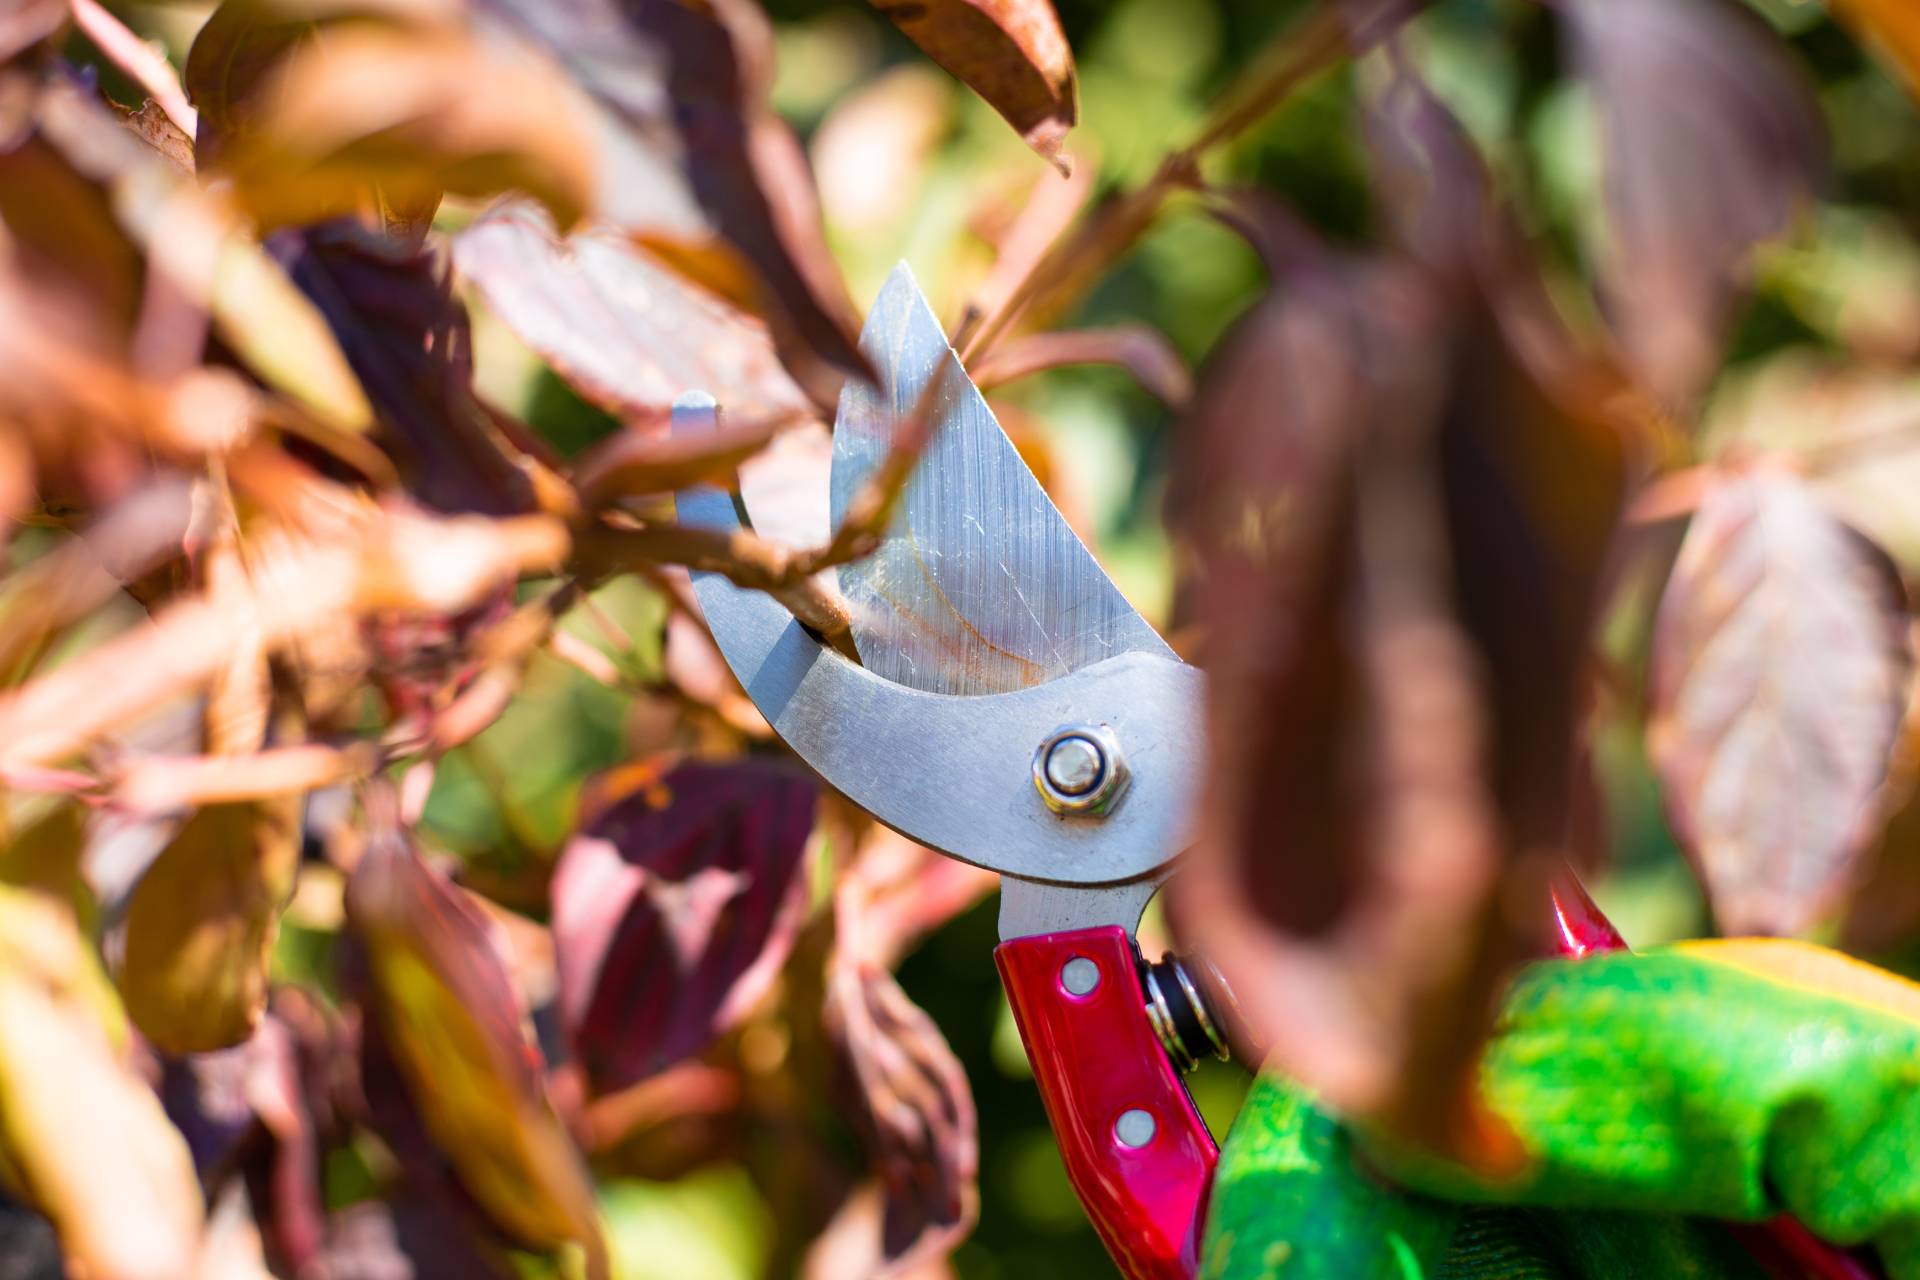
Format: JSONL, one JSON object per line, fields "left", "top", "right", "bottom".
{"left": 995, "top": 926, "right": 1217, "bottom": 1280}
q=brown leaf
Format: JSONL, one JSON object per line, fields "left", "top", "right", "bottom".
{"left": 821, "top": 948, "right": 977, "bottom": 1272}
{"left": 968, "top": 324, "right": 1192, "bottom": 408}
{"left": 345, "top": 813, "right": 608, "bottom": 1274}
{"left": 72, "top": 0, "right": 196, "bottom": 138}
{"left": 1168, "top": 182, "right": 1626, "bottom": 1154}
{"left": 0, "top": 110, "right": 145, "bottom": 346}
{"left": 552, "top": 757, "right": 817, "bottom": 1092}
{"left": 1569, "top": 0, "right": 1825, "bottom": 405}
{"left": 189, "top": 3, "right": 593, "bottom": 231}
{"left": 117, "top": 799, "right": 301, "bottom": 1054}
{"left": 1649, "top": 467, "right": 1913, "bottom": 935}
{"left": 474, "top": 0, "right": 870, "bottom": 409}
{"left": 0, "top": 884, "right": 204, "bottom": 1280}
{"left": 114, "top": 99, "right": 196, "bottom": 174}
{"left": 869, "top": 0, "right": 1075, "bottom": 169}
{"left": 18, "top": 76, "right": 375, "bottom": 434}
{"left": 454, "top": 200, "right": 814, "bottom": 429}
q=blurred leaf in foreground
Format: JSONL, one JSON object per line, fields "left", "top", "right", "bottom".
{"left": 0, "top": 883, "right": 204, "bottom": 1279}
{"left": 188, "top": 0, "right": 595, "bottom": 232}
{"left": 119, "top": 799, "right": 301, "bottom": 1054}
{"left": 345, "top": 808, "right": 607, "bottom": 1276}
{"left": 1170, "top": 84, "right": 1629, "bottom": 1153}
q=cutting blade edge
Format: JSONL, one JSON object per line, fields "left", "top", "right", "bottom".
{"left": 829, "top": 261, "right": 1174, "bottom": 696}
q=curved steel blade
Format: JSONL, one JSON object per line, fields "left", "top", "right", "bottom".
{"left": 672, "top": 393, "right": 1202, "bottom": 887}
{"left": 830, "top": 263, "right": 1174, "bottom": 696}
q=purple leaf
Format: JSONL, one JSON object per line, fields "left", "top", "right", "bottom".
{"left": 553, "top": 758, "right": 817, "bottom": 1092}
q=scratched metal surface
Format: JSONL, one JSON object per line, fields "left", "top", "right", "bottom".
{"left": 829, "top": 263, "right": 1174, "bottom": 696}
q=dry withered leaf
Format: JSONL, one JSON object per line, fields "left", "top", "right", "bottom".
{"left": 454, "top": 200, "right": 814, "bottom": 428}
{"left": 821, "top": 942, "right": 978, "bottom": 1273}
{"left": 0, "top": 885, "right": 204, "bottom": 1280}
{"left": 189, "top": 1, "right": 593, "bottom": 231}
{"left": 552, "top": 758, "right": 817, "bottom": 1092}
{"left": 117, "top": 799, "right": 302, "bottom": 1054}
{"left": 473, "top": 0, "right": 869, "bottom": 409}
{"left": 868, "top": 0, "right": 1075, "bottom": 169}
{"left": 114, "top": 99, "right": 196, "bottom": 175}
{"left": 1569, "top": 0, "right": 1825, "bottom": 405}
{"left": 0, "top": 114, "right": 145, "bottom": 346}
{"left": 1649, "top": 467, "right": 1913, "bottom": 936}
{"left": 346, "top": 814, "right": 608, "bottom": 1275}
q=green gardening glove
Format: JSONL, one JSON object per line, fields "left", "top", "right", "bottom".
{"left": 1204, "top": 939, "right": 1920, "bottom": 1279}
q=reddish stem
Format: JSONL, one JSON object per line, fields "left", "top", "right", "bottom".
{"left": 1546, "top": 872, "right": 1882, "bottom": 1280}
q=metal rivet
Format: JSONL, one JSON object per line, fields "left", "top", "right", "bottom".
{"left": 1060, "top": 956, "right": 1101, "bottom": 996}
{"left": 1031, "top": 723, "right": 1131, "bottom": 817}
{"left": 1114, "top": 1108, "right": 1156, "bottom": 1149}
{"left": 1044, "top": 737, "right": 1103, "bottom": 795}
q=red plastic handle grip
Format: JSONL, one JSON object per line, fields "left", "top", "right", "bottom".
{"left": 995, "top": 926, "right": 1217, "bottom": 1280}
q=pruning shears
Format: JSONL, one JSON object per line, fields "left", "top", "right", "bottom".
{"left": 675, "top": 264, "right": 1888, "bottom": 1280}
{"left": 676, "top": 263, "right": 1230, "bottom": 1278}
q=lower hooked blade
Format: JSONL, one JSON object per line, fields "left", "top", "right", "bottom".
{"left": 829, "top": 262, "right": 1174, "bottom": 696}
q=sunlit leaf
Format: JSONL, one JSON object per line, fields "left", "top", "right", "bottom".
{"left": 473, "top": 0, "right": 870, "bottom": 409}
{"left": 1649, "top": 467, "right": 1913, "bottom": 936}
{"left": 189, "top": 1, "right": 593, "bottom": 231}
{"left": 552, "top": 758, "right": 816, "bottom": 1092}
{"left": 118, "top": 798, "right": 301, "bottom": 1054}
{"left": 0, "top": 885, "right": 204, "bottom": 1280}
{"left": 345, "top": 814, "right": 608, "bottom": 1274}
{"left": 868, "top": 0, "right": 1076, "bottom": 169}
{"left": 453, "top": 200, "right": 813, "bottom": 428}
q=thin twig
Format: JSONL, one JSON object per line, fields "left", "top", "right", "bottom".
{"left": 962, "top": 0, "right": 1401, "bottom": 363}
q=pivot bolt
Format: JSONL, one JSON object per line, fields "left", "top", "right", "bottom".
{"left": 1032, "top": 724, "right": 1130, "bottom": 817}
